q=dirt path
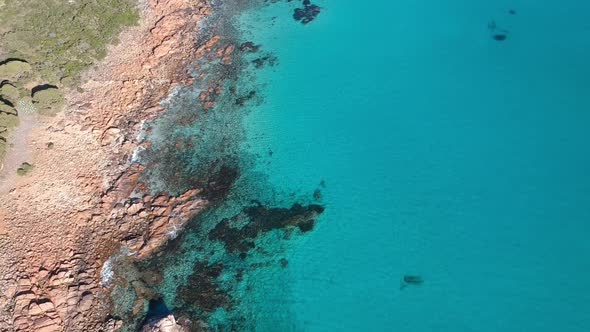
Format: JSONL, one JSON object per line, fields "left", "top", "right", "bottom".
{"left": 0, "top": 111, "right": 38, "bottom": 194}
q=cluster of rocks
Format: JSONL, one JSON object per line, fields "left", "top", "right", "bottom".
{"left": 100, "top": 165, "right": 206, "bottom": 259}
{"left": 141, "top": 315, "right": 187, "bottom": 332}
{"left": 0, "top": 0, "right": 216, "bottom": 331}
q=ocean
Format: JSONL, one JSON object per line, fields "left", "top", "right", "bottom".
{"left": 133, "top": 0, "right": 590, "bottom": 331}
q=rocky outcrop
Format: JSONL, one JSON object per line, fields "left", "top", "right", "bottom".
{"left": 141, "top": 315, "right": 187, "bottom": 332}
{"left": 0, "top": 0, "right": 216, "bottom": 330}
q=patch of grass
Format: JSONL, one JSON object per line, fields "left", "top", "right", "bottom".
{"left": 16, "top": 162, "right": 34, "bottom": 176}
{"left": 0, "top": 60, "right": 32, "bottom": 83}
{"left": 0, "top": 83, "right": 20, "bottom": 103}
{"left": 0, "top": 0, "right": 138, "bottom": 162}
{"left": 32, "top": 87, "right": 64, "bottom": 116}
{"left": 0, "top": 0, "right": 139, "bottom": 85}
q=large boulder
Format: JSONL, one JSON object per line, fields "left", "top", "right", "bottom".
{"left": 141, "top": 315, "right": 187, "bottom": 332}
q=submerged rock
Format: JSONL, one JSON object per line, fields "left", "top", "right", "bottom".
{"left": 400, "top": 275, "right": 424, "bottom": 290}
{"left": 293, "top": 1, "right": 321, "bottom": 24}
{"left": 487, "top": 19, "right": 509, "bottom": 42}
{"left": 208, "top": 202, "right": 325, "bottom": 254}
{"left": 238, "top": 41, "right": 260, "bottom": 53}
{"left": 177, "top": 262, "right": 229, "bottom": 312}
{"left": 251, "top": 53, "right": 278, "bottom": 69}
{"left": 493, "top": 33, "right": 508, "bottom": 41}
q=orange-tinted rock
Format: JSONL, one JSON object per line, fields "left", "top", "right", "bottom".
{"left": 0, "top": 0, "right": 211, "bottom": 330}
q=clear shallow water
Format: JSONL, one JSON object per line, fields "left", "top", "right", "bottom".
{"left": 237, "top": 0, "right": 590, "bottom": 331}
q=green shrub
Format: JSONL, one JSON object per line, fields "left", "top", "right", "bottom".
{"left": 32, "top": 87, "right": 64, "bottom": 116}
{"left": 0, "top": 0, "right": 139, "bottom": 85}
{"left": 16, "top": 162, "right": 34, "bottom": 176}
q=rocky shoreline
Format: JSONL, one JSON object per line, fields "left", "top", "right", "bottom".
{"left": 0, "top": 0, "right": 218, "bottom": 330}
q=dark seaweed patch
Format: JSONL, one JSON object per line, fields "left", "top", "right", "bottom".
{"left": 239, "top": 41, "right": 260, "bottom": 53}
{"left": 403, "top": 275, "right": 423, "bottom": 284}
{"left": 202, "top": 164, "right": 240, "bottom": 202}
{"left": 235, "top": 90, "right": 256, "bottom": 106}
{"left": 177, "top": 262, "right": 230, "bottom": 312}
{"left": 209, "top": 203, "right": 324, "bottom": 254}
{"left": 493, "top": 33, "right": 507, "bottom": 41}
{"left": 279, "top": 258, "right": 289, "bottom": 268}
{"left": 400, "top": 275, "right": 424, "bottom": 290}
{"left": 293, "top": 1, "right": 321, "bottom": 24}
{"left": 251, "top": 53, "right": 278, "bottom": 69}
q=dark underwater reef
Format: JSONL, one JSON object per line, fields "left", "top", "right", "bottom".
{"left": 107, "top": 1, "right": 326, "bottom": 330}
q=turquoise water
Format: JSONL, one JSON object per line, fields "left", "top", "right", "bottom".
{"left": 236, "top": 0, "right": 590, "bottom": 331}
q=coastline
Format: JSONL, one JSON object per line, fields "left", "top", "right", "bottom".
{"left": 0, "top": 0, "right": 213, "bottom": 330}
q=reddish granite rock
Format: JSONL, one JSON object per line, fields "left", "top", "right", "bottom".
{"left": 0, "top": 0, "right": 211, "bottom": 330}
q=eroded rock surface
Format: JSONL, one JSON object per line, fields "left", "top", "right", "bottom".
{"left": 0, "top": 0, "right": 214, "bottom": 330}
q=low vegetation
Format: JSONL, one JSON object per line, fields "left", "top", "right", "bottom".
{"left": 16, "top": 162, "right": 34, "bottom": 176}
{"left": 0, "top": 0, "right": 138, "bottom": 160}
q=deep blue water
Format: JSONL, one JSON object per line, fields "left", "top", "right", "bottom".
{"left": 234, "top": 0, "right": 590, "bottom": 331}
{"left": 130, "top": 0, "right": 590, "bottom": 330}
